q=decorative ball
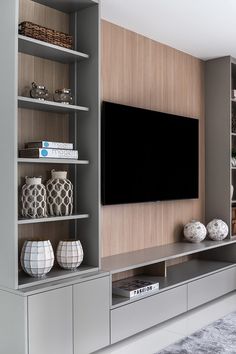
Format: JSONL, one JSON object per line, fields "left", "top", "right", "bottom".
{"left": 206, "top": 219, "right": 228, "bottom": 241}
{"left": 184, "top": 220, "right": 207, "bottom": 243}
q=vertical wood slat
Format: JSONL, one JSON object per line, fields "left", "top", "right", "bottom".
{"left": 101, "top": 20, "right": 205, "bottom": 257}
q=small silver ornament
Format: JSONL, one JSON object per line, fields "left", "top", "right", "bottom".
{"left": 184, "top": 220, "right": 207, "bottom": 243}
{"left": 207, "top": 219, "right": 228, "bottom": 241}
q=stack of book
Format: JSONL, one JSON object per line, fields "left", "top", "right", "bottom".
{"left": 112, "top": 275, "right": 159, "bottom": 299}
{"left": 19, "top": 141, "right": 78, "bottom": 159}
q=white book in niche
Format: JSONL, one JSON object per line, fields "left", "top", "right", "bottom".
{"left": 112, "top": 275, "right": 159, "bottom": 298}
{"left": 19, "top": 148, "right": 78, "bottom": 159}
{"left": 26, "top": 141, "right": 74, "bottom": 150}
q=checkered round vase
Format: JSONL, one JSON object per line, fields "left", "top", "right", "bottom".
{"left": 20, "top": 240, "right": 54, "bottom": 278}
{"left": 46, "top": 170, "right": 73, "bottom": 216}
{"left": 56, "top": 240, "right": 84, "bottom": 270}
{"left": 21, "top": 177, "right": 47, "bottom": 218}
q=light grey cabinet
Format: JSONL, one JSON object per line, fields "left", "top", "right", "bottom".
{"left": 188, "top": 267, "right": 236, "bottom": 310}
{"left": 73, "top": 276, "right": 110, "bottom": 354}
{"left": 111, "top": 285, "right": 187, "bottom": 343}
{"left": 0, "top": 291, "right": 27, "bottom": 354}
{"left": 28, "top": 287, "right": 73, "bottom": 354}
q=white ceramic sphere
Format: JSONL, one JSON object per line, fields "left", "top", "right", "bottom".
{"left": 206, "top": 219, "right": 228, "bottom": 241}
{"left": 56, "top": 240, "right": 83, "bottom": 270}
{"left": 21, "top": 240, "right": 54, "bottom": 278}
{"left": 184, "top": 220, "right": 207, "bottom": 243}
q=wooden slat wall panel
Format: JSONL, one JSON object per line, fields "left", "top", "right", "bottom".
{"left": 101, "top": 20, "right": 205, "bottom": 257}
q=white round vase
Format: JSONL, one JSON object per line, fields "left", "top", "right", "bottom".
{"left": 46, "top": 170, "right": 73, "bottom": 216}
{"left": 56, "top": 240, "right": 84, "bottom": 270}
{"left": 21, "top": 177, "right": 47, "bottom": 218}
{"left": 183, "top": 220, "right": 207, "bottom": 243}
{"left": 206, "top": 219, "right": 229, "bottom": 241}
{"left": 20, "top": 240, "right": 54, "bottom": 278}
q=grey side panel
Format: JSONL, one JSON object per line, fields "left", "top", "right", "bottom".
{"left": 111, "top": 285, "right": 187, "bottom": 344}
{"left": 76, "top": 4, "right": 100, "bottom": 267}
{"left": 205, "top": 56, "right": 231, "bottom": 228}
{"left": 188, "top": 267, "right": 236, "bottom": 310}
{"left": 0, "top": 0, "right": 18, "bottom": 288}
{"left": 28, "top": 287, "right": 73, "bottom": 354}
{"left": 0, "top": 291, "right": 27, "bottom": 354}
{"left": 74, "top": 276, "right": 110, "bottom": 354}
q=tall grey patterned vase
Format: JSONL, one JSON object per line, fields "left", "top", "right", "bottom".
{"left": 21, "top": 177, "right": 47, "bottom": 218}
{"left": 46, "top": 170, "right": 73, "bottom": 216}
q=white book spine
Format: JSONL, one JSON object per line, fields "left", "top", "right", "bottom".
{"left": 27, "top": 141, "right": 74, "bottom": 149}
{"left": 41, "top": 141, "right": 73, "bottom": 149}
{"left": 39, "top": 149, "right": 78, "bottom": 159}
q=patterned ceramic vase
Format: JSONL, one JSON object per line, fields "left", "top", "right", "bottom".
{"left": 21, "top": 177, "right": 47, "bottom": 218}
{"left": 56, "top": 240, "right": 83, "bottom": 270}
{"left": 20, "top": 240, "right": 54, "bottom": 278}
{"left": 207, "top": 219, "right": 229, "bottom": 241}
{"left": 183, "top": 220, "right": 207, "bottom": 243}
{"left": 46, "top": 170, "right": 73, "bottom": 216}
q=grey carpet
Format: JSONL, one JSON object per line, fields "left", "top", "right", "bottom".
{"left": 157, "top": 311, "right": 236, "bottom": 354}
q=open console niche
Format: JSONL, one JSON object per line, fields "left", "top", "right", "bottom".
{"left": 0, "top": 0, "right": 100, "bottom": 290}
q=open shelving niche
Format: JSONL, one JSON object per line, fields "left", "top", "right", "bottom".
{"left": 101, "top": 238, "right": 236, "bottom": 309}
{"left": 16, "top": 0, "right": 100, "bottom": 288}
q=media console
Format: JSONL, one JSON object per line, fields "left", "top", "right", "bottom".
{"left": 102, "top": 238, "right": 236, "bottom": 344}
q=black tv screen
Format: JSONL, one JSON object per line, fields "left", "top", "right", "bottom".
{"left": 101, "top": 101, "right": 199, "bottom": 205}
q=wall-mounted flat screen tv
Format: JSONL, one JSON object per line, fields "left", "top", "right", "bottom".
{"left": 101, "top": 101, "right": 199, "bottom": 205}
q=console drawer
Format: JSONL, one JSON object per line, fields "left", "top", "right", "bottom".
{"left": 188, "top": 266, "right": 236, "bottom": 310}
{"left": 111, "top": 285, "right": 187, "bottom": 343}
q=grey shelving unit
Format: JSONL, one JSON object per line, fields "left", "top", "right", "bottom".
{"left": 205, "top": 56, "right": 236, "bottom": 235}
{"left": 0, "top": 2, "right": 110, "bottom": 354}
{"left": 0, "top": 0, "right": 100, "bottom": 290}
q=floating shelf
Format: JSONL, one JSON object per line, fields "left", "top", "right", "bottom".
{"left": 102, "top": 237, "right": 236, "bottom": 274}
{"left": 18, "top": 265, "right": 99, "bottom": 289}
{"left": 18, "top": 214, "right": 89, "bottom": 225}
{"left": 18, "top": 96, "right": 89, "bottom": 114}
{"left": 111, "top": 259, "right": 235, "bottom": 308}
{"left": 18, "top": 35, "right": 89, "bottom": 63}
{"left": 18, "top": 158, "right": 89, "bottom": 165}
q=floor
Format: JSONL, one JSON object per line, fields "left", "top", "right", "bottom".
{"left": 97, "top": 291, "right": 236, "bottom": 354}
